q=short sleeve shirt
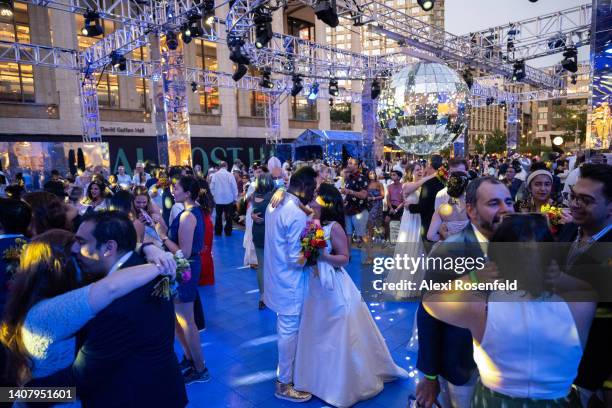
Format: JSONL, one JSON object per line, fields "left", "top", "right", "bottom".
{"left": 344, "top": 170, "right": 369, "bottom": 215}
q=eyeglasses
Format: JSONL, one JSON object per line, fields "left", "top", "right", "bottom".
{"left": 566, "top": 187, "right": 596, "bottom": 207}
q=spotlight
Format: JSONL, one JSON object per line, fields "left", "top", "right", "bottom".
{"left": 371, "top": 79, "right": 381, "bottom": 99}
{"left": 181, "top": 24, "right": 192, "bottom": 44}
{"left": 290, "top": 75, "right": 303, "bottom": 97}
{"left": 81, "top": 10, "right": 103, "bottom": 37}
{"left": 561, "top": 46, "right": 578, "bottom": 73}
{"left": 202, "top": 0, "right": 215, "bottom": 25}
{"left": 232, "top": 63, "right": 248, "bottom": 81}
{"left": 329, "top": 78, "right": 339, "bottom": 97}
{"left": 314, "top": 0, "right": 339, "bottom": 28}
{"left": 485, "top": 97, "right": 494, "bottom": 106}
{"left": 110, "top": 51, "right": 126, "bottom": 71}
{"left": 228, "top": 38, "right": 250, "bottom": 65}
{"left": 0, "top": 0, "right": 13, "bottom": 17}
{"left": 191, "top": 81, "right": 198, "bottom": 93}
{"left": 512, "top": 60, "right": 525, "bottom": 82}
{"left": 570, "top": 74, "right": 577, "bottom": 85}
{"left": 329, "top": 97, "right": 334, "bottom": 107}
{"left": 462, "top": 68, "right": 473, "bottom": 89}
{"left": 259, "top": 69, "right": 274, "bottom": 89}
{"left": 417, "top": 0, "right": 434, "bottom": 11}
{"left": 500, "top": 101, "right": 507, "bottom": 110}
{"left": 308, "top": 83, "right": 319, "bottom": 100}
{"left": 165, "top": 31, "right": 179, "bottom": 50}
{"left": 528, "top": 0, "right": 538, "bottom": 2}
{"left": 254, "top": 7, "right": 273, "bottom": 49}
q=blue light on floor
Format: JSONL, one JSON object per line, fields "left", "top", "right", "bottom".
{"left": 184, "top": 230, "right": 419, "bottom": 407}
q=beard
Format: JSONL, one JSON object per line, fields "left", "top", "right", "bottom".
{"left": 477, "top": 214, "right": 502, "bottom": 236}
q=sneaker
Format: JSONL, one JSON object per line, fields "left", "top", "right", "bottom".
{"left": 184, "top": 367, "right": 211, "bottom": 384}
{"left": 258, "top": 300, "right": 266, "bottom": 310}
{"left": 274, "top": 381, "right": 312, "bottom": 403}
{"left": 178, "top": 357, "right": 193, "bottom": 373}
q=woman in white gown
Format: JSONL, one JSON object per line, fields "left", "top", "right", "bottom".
{"left": 242, "top": 180, "right": 258, "bottom": 267}
{"left": 386, "top": 163, "right": 435, "bottom": 300}
{"left": 294, "top": 184, "right": 408, "bottom": 408}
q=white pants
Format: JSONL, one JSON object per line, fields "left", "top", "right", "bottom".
{"left": 438, "top": 371, "right": 478, "bottom": 408}
{"left": 276, "top": 314, "right": 301, "bottom": 384}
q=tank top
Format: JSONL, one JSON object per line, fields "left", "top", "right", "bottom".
{"left": 473, "top": 292, "right": 583, "bottom": 399}
{"left": 168, "top": 206, "right": 204, "bottom": 261}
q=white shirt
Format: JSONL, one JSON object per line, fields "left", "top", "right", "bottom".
{"left": 210, "top": 168, "right": 238, "bottom": 205}
{"left": 434, "top": 187, "right": 449, "bottom": 212}
{"left": 108, "top": 251, "right": 134, "bottom": 276}
{"left": 117, "top": 173, "right": 132, "bottom": 188}
{"left": 471, "top": 223, "right": 489, "bottom": 256}
{"left": 263, "top": 193, "right": 310, "bottom": 316}
{"left": 562, "top": 166, "right": 581, "bottom": 195}
{"left": 132, "top": 172, "right": 151, "bottom": 186}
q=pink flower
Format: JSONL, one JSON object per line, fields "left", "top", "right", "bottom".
{"left": 181, "top": 267, "right": 192, "bottom": 283}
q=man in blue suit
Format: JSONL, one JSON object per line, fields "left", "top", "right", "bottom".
{"left": 415, "top": 176, "right": 515, "bottom": 408}
{"left": 29, "top": 211, "right": 187, "bottom": 408}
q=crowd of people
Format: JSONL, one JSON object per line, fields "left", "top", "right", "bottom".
{"left": 0, "top": 148, "right": 609, "bottom": 408}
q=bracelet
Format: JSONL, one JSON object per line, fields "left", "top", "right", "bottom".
{"left": 139, "top": 241, "right": 155, "bottom": 256}
{"left": 469, "top": 270, "right": 479, "bottom": 284}
{"left": 424, "top": 374, "right": 438, "bottom": 381}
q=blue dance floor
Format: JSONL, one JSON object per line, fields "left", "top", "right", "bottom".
{"left": 182, "top": 231, "right": 419, "bottom": 407}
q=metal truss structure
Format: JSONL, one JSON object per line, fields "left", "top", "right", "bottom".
{"left": 461, "top": 4, "right": 592, "bottom": 62}
{"left": 2, "top": 0, "right": 595, "bottom": 153}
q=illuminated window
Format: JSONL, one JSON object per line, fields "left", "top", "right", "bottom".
{"left": 0, "top": 2, "right": 34, "bottom": 102}
{"left": 195, "top": 39, "right": 220, "bottom": 114}
{"left": 76, "top": 15, "right": 119, "bottom": 107}
{"left": 288, "top": 18, "right": 316, "bottom": 121}
{"left": 288, "top": 17, "right": 315, "bottom": 42}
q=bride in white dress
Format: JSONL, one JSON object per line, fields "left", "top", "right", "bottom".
{"left": 294, "top": 184, "right": 408, "bottom": 408}
{"left": 386, "top": 163, "right": 436, "bottom": 300}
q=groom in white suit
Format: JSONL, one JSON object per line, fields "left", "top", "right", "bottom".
{"left": 264, "top": 166, "right": 318, "bottom": 403}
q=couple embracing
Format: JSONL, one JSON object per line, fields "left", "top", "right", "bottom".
{"left": 264, "top": 166, "right": 407, "bottom": 408}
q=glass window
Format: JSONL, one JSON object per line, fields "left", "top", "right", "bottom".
{"left": 288, "top": 17, "right": 314, "bottom": 41}
{"left": 0, "top": 2, "right": 34, "bottom": 102}
{"left": 195, "top": 40, "right": 220, "bottom": 114}
{"left": 330, "top": 102, "right": 351, "bottom": 124}
{"left": 76, "top": 15, "right": 118, "bottom": 107}
{"left": 292, "top": 95, "right": 316, "bottom": 121}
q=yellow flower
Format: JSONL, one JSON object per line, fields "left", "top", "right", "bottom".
{"left": 315, "top": 229, "right": 325, "bottom": 239}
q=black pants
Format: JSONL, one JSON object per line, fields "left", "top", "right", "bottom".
{"left": 215, "top": 203, "right": 234, "bottom": 235}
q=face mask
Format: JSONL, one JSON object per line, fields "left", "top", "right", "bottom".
{"left": 447, "top": 172, "right": 469, "bottom": 198}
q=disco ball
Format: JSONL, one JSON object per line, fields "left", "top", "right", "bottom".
{"left": 376, "top": 62, "right": 470, "bottom": 155}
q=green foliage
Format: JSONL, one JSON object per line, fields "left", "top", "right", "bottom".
{"left": 330, "top": 103, "right": 351, "bottom": 123}
{"left": 551, "top": 105, "right": 587, "bottom": 143}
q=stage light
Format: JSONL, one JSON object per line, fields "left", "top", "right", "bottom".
{"left": 561, "top": 46, "right": 578, "bottom": 73}
{"left": 512, "top": 60, "right": 525, "bottom": 82}
{"left": 254, "top": 7, "right": 273, "bottom": 49}
{"left": 165, "top": 31, "right": 179, "bottom": 50}
{"left": 229, "top": 38, "right": 250, "bottom": 65}
{"left": 290, "top": 75, "right": 303, "bottom": 97}
{"left": 181, "top": 24, "right": 192, "bottom": 44}
{"left": 232, "top": 63, "right": 248, "bottom": 81}
{"left": 462, "top": 68, "right": 473, "bottom": 89}
{"left": 329, "top": 97, "right": 334, "bottom": 107}
{"left": 191, "top": 81, "right": 198, "bottom": 93}
{"left": 314, "top": 0, "right": 339, "bottom": 28}
{"left": 500, "top": 101, "right": 507, "bottom": 110}
{"left": 308, "top": 83, "right": 319, "bottom": 100}
{"left": 371, "top": 79, "right": 381, "bottom": 99}
{"left": 0, "top": 0, "right": 14, "bottom": 17}
{"left": 81, "top": 10, "right": 103, "bottom": 37}
{"left": 570, "top": 74, "right": 577, "bottom": 85}
{"left": 553, "top": 136, "right": 564, "bottom": 146}
{"left": 259, "top": 69, "right": 274, "bottom": 89}
{"left": 485, "top": 97, "right": 494, "bottom": 106}
{"left": 110, "top": 51, "right": 126, "bottom": 71}
{"left": 329, "top": 78, "right": 339, "bottom": 97}
{"left": 528, "top": 0, "right": 538, "bottom": 2}
{"left": 417, "top": 0, "right": 434, "bottom": 11}
{"left": 202, "top": 0, "right": 215, "bottom": 25}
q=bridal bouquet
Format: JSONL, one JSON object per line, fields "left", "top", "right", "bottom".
{"left": 152, "top": 250, "right": 192, "bottom": 300}
{"left": 298, "top": 221, "right": 328, "bottom": 266}
{"left": 541, "top": 204, "right": 563, "bottom": 234}
{"left": 436, "top": 166, "right": 449, "bottom": 184}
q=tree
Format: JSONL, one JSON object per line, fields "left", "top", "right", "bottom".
{"left": 551, "top": 105, "right": 587, "bottom": 144}
{"left": 330, "top": 102, "right": 351, "bottom": 123}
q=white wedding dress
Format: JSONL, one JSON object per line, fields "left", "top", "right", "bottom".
{"left": 293, "top": 222, "right": 408, "bottom": 408}
{"left": 386, "top": 188, "right": 426, "bottom": 300}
